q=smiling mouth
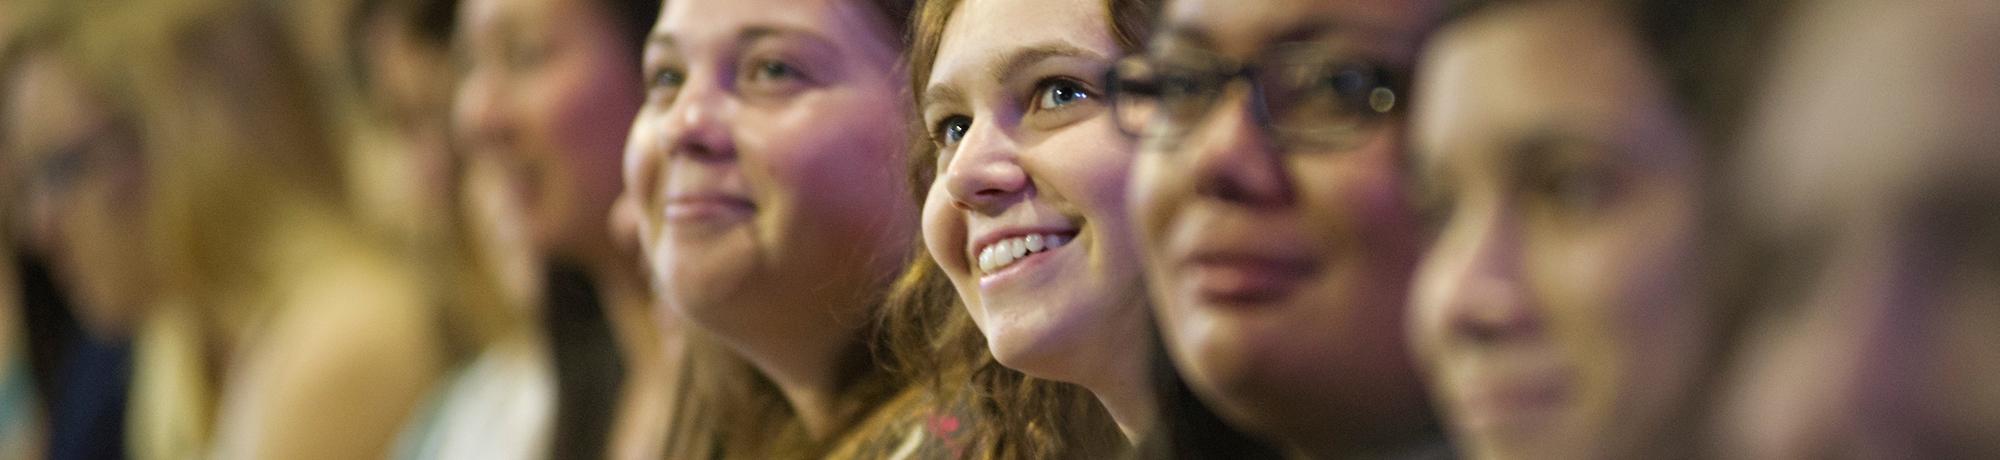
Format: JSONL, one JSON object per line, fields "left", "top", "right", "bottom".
{"left": 975, "top": 232, "right": 1075, "bottom": 275}
{"left": 1183, "top": 255, "right": 1319, "bottom": 307}
{"left": 662, "top": 195, "right": 754, "bottom": 223}
{"left": 1451, "top": 366, "right": 1576, "bottom": 435}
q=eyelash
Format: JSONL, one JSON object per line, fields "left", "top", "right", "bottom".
{"left": 932, "top": 115, "right": 971, "bottom": 150}
{"left": 742, "top": 58, "right": 808, "bottom": 86}
{"left": 649, "top": 68, "right": 686, "bottom": 90}
{"left": 928, "top": 76, "right": 1100, "bottom": 154}
{"left": 1030, "top": 77, "right": 1095, "bottom": 113}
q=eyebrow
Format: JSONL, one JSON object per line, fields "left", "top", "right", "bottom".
{"left": 645, "top": 25, "right": 842, "bottom": 58}
{"left": 646, "top": 32, "right": 675, "bottom": 49}
{"left": 987, "top": 42, "right": 1105, "bottom": 85}
{"left": 1152, "top": 24, "right": 1213, "bottom": 51}
{"left": 1155, "top": 17, "right": 1416, "bottom": 54}
{"left": 922, "top": 42, "right": 1104, "bottom": 110}
{"left": 922, "top": 84, "right": 965, "bottom": 111}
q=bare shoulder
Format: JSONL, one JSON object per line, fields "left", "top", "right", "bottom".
{"left": 209, "top": 240, "right": 447, "bottom": 460}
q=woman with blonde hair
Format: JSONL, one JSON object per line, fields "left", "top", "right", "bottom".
{"left": 25, "top": 0, "right": 446, "bottom": 457}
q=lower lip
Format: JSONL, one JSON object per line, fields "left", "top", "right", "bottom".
{"left": 1454, "top": 374, "right": 1573, "bottom": 434}
{"left": 663, "top": 198, "right": 753, "bottom": 223}
{"left": 1184, "top": 258, "right": 1316, "bottom": 308}
{"left": 977, "top": 238, "right": 1074, "bottom": 290}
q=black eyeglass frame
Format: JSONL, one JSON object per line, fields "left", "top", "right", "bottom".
{"left": 1105, "top": 45, "right": 1408, "bottom": 153}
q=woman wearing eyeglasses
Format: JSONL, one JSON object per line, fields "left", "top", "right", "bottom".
{"left": 1108, "top": 0, "right": 1446, "bottom": 456}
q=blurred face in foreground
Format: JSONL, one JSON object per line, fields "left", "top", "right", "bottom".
{"left": 1715, "top": 1, "right": 2000, "bottom": 457}
{"left": 1123, "top": 0, "right": 1439, "bottom": 453}
{"left": 1408, "top": 2, "right": 1713, "bottom": 458}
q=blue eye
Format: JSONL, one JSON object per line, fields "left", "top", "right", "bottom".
{"left": 934, "top": 116, "right": 971, "bottom": 147}
{"left": 1036, "top": 79, "right": 1091, "bottom": 110}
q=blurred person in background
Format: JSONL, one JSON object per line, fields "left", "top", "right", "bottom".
{"left": 347, "top": 0, "right": 461, "bottom": 247}
{"left": 1, "top": 12, "right": 145, "bottom": 459}
{"left": 0, "top": 57, "right": 44, "bottom": 455}
{"left": 1405, "top": 0, "right": 1749, "bottom": 458}
{"left": 447, "top": 0, "right": 661, "bottom": 456}
{"left": 1708, "top": 0, "right": 2000, "bottom": 457}
{"left": 1110, "top": 0, "right": 1447, "bottom": 456}
{"left": 5, "top": 0, "right": 452, "bottom": 457}
{"left": 0, "top": 232, "right": 38, "bottom": 460}
{"left": 622, "top": 0, "right": 919, "bottom": 456}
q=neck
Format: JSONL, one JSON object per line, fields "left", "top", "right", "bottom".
{"left": 749, "top": 333, "right": 864, "bottom": 438}
{"left": 1080, "top": 369, "right": 1156, "bottom": 443}
{"left": 709, "top": 298, "right": 872, "bottom": 440}
{"left": 1283, "top": 424, "right": 1444, "bottom": 460}
{"left": 1058, "top": 316, "right": 1157, "bottom": 442}
{"left": 1073, "top": 298, "right": 1160, "bottom": 442}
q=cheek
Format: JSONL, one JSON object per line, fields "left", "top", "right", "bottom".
{"left": 922, "top": 184, "right": 968, "bottom": 274}
{"left": 746, "top": 91, "right": 914, "bottom": 246}
{"left": 1298, "top": 145, "right": 1421, "bottom": 277}
{"left": 1533, "top": 185, "right": 1706, "bottom": 400}
{"left": 1071, "top": 132, "right": 1139, "bottom": 231}
{"left": 550, "top": 55, "right": 641, "bottom": 210}
{"left": 1126, "top": 153, "right": 1178, "bottom": 258}
{"left": 1407, "top": 242, "right": 1465, "bottom": 368}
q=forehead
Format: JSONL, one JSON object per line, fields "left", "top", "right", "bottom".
{"left": 1742, "top": 0, "right": 2000, "bottom": 226}
{"left": 657, "top": 0, "right": 881, "bottom": 49}
{"left": 1414, "top": 3, "right": 1664, "bottom": 160}
{"left": 459, "top": 0, "right": 556, "bottom": 37}
{"left": 1158, "top": 0, "right": 1437, "bottom": 56}
{"left": 5, "top": 55, "right": 102, "bottom": 155}
{"left": 928, "top": 0, "right": 1119, "bottom": 87}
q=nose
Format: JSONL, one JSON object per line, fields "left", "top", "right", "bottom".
{"left": 1425, "top": 198, "right": 1539, "bottom": 346}
{"left": 659, "top": 76, "right": 736, "bottom": 163}
{"left": 452, "top": 66, "right": 513, "bottom": 158}
{"left": 626, "top": 73, "right": 736, "bottom": 217}
{"left": 941, "top": 118, "right": 1028, "bottom": 214}
{"left": 1182, "top": 87, "right": 1292, "bottom": 207}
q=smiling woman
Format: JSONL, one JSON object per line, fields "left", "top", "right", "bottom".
{"left": 1120, "top": 0, "right": 1446, "bottom": 456}
{"left": 838, "top": 0, "right": 1158, "bottom": 457}
{"left": 621, "top": 0, "right": 919, "bottom": 457}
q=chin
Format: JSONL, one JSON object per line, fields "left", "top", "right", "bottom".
{"left": 982, "top": 323, "right": 1064, "bottom": 376}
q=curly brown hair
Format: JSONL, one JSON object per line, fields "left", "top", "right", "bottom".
{"left": 874, "top": 0, "right": 1160, "bottom": 457}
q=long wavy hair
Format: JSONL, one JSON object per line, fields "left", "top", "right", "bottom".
{"left": 873, "top": 0, "right": 1158, "bottom": 457}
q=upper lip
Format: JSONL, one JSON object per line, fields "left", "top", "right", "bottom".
{"left": 1171, "top": 231, "right": 1321, "bottom": 277}
{"left": 1184, "top": 251, "right": 1318, "bottom": 273}
{"left": 662, "top": 190, "right": 752, "bottom": 206}
{"left": 1444, "top": 350, "right": 1574, "bottom": 425}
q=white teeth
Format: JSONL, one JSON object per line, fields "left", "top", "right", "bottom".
{"left": 975, "top": 232, "right": 1074, "bottom": 275}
